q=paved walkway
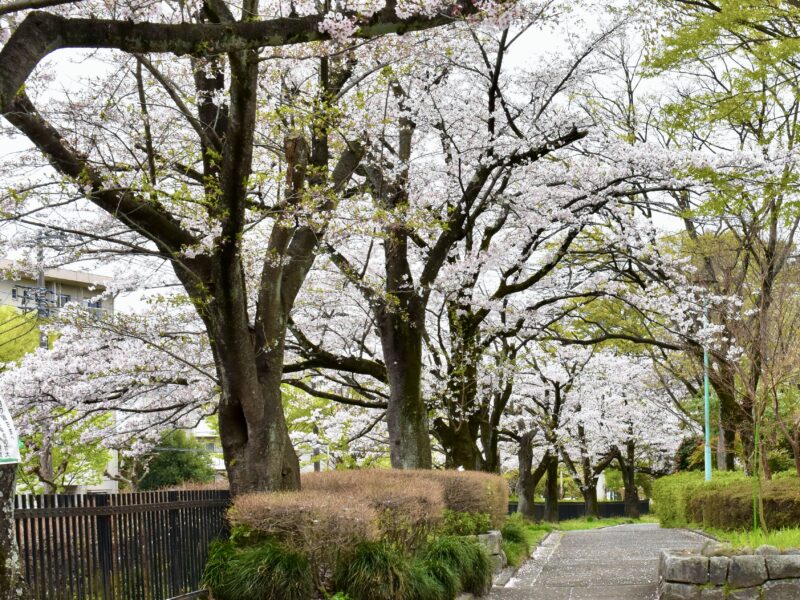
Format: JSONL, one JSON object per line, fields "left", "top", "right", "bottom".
{"left": 490, "top": 524, "right": 706, "bottom": 600}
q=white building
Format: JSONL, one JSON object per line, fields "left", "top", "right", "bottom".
{"left": 191, "top": 420, "right": 226, "bottom": 481}
{"left": 0, "top": 258, "right": 113, "bottom": 317}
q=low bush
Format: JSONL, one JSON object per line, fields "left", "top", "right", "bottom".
{"left": 229, "top": 491, "right": 377, "bottom": 571}
{"left": 413, "top": 470, "right": 508, "bottom": 528}
{"left": 438, "top": 509, "right": 493, "bottom": 536}
{"left": 651, "top": 471, "right": 746, "bottom": 527}
{"left": 422, "top": 535, "right": 492, "bottom": 598}
{"left": 219, "top": 469, "right": 502, "bottom": 599}
{"left": 652, "top": 471, "right": 800, "bottom": 531}
{"left": 202, "top": 539, "right": 314, "bottom": 600}
{"left": 303, "top": 470, "right": 446, "bottom": 549}
{"left": 688, "top": 477, "right": 800, "bottom": 530}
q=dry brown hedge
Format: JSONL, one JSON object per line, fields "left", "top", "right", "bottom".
{"left": 229, "top": 469, "right": 508, "bottom": 559}
{"left": 303, "top": 470, "right": 446, "bottom": 549}
{"left": 410, "top": 470, "right": 508, "bottom": 528}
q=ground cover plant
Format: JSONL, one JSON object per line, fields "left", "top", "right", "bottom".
{"left": 204, "top": 470, "right": 504, "bottom": 599}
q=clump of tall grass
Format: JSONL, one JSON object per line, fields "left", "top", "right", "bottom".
{"left": 202, "top": 538, "right": 313, "bottom": 600}
{"left": 333, "top": 541, "right": 444, "bottom": 600}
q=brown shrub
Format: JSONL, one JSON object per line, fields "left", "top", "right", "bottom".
{"left": 410, "top": 470, "right": 508, "bottom": 528}
{"left": 230, "top": 469, "right": 506, "bottom": 570}
{"left": 230, "top": 490, "right": 378, "bottom": 566}
{"left": 302, "top": 470, "right": 445, "bottom": 548}
{"left": 303, "top": 469, "right": 507, "bottom": 528}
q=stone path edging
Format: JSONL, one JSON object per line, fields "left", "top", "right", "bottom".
{"left": 457, "top": 530, "right": 560, "bottom": 600}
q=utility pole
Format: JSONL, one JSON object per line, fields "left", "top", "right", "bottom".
{"left": 704, "top": 298, "right": 712, "bottom": 483}
{"left": 35, "top": 237, "right": 49, "bottom": 349}
{"left": 35, "top": 234, "right": 55, "bottom": 493}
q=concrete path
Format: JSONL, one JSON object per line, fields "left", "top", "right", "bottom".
{"left": 490, "top": 524, "right": 706, "bottom": 600}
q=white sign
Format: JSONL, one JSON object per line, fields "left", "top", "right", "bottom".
{"left": 0, "top": 398, "right": 20, "bottom": 464}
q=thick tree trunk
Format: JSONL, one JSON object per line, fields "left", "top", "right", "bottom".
{"left": 619, "top": 442, "right": 640, "bottom": 519}
{"left": 214, "top": 349, "right": 300, "bottom": 494}
{"left": 516, "top": 432, "right": 535, "bottom": 519}
{"left": 198, "top": 255, "right": 301, "bottom": 494}
{"left": 0, "top": 464, "right": 22, "bottom": 599}
{"left": 517, "top": 435, "right": 549, "bottom": 520}
{"left": 434, "top": 417, "right": 484, "bottom": 471}
{"left": 544, "top": 458, "right": 559, "bottom": 523}
{"left": 433, "top": 302, "right": 487, "bottom": 471}
{"left": 583, "top": 481, "right": 599, "bottom": 519}
{"left": 717, "top": 424, "right": 736, "bottom": 471}
{"left": 38, "top": 433, "right": 55, "bottom": 494}
{"left": 380, "top": 314, "right": 431, "bottom": 469}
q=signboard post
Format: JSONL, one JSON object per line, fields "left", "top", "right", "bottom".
{"left": 0, "top": 398, "right": 20, "bottom": 465}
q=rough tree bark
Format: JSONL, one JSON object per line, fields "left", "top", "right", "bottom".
{"left": 616, "top": 441, "right": 640, "bottom": 519}
{"left": 516, "top": 431, "right": 551, "bottom": 520}
{"left": 0, "top": 464, "right": 23, "bottom": 600}
{"left": 544, "top": 457, "right": 559, "bottom": 523}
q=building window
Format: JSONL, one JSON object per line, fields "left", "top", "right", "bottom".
{"left": 58, "top": 294, "right": 71, "bottom": 308}
{"left": 11, "top": 288, "right": 16, "bottom": 300}
{"left": 87, "top": 299, "right": 102, "bottom": 309}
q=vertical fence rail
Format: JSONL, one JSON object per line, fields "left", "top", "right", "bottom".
{"left": 13, "top": 489, "right": 230, "bottom": 600}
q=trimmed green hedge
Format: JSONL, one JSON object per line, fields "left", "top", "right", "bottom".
{"left": 653, "top": 471, "right": 800, "bottom": 530}
{"left": 688, "top": 478, "right": 800, "bottom": 530}
{"left": 652, "top": 471, "right": 746, "bottom": 528}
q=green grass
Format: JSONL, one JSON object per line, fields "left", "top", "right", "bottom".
{"left": 692, "top": 527, "right": 800, "bottom": 550}
{"left": 334, "top": 541, "right": 439, "bottom": 600}
{"left": 556, "top": 515, "right": 658, "bottom": 530}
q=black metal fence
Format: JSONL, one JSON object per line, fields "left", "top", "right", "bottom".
{"left": 14, "top": 490, "right": 230, "bottom": 600}
{"left": 507, "top": 499, "right": 651, "bottom": 520}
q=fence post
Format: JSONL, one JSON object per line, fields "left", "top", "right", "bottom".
{"left": 94, "top": 493, "right": 113, "bottom": 599}
{"left": 168, "top": 490, "right": 181, "bottom": 595}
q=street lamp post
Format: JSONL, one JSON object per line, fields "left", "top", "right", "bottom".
{"left": 704, "top": 299, "right": 712, "bottom": 483}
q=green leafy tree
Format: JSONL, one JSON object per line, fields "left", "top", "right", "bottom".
{"left": 138, "top": 430, "right": 215, "bottom": 490}
{"left": 0, "top": 306, "right": 38, "bottom": 365}
{"left": 16, "top": 415, "right": 112, "bottom": 494}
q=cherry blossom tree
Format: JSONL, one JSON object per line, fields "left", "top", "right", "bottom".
{"left": 0, "top": 0, "right": 504, "bottom": 494}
